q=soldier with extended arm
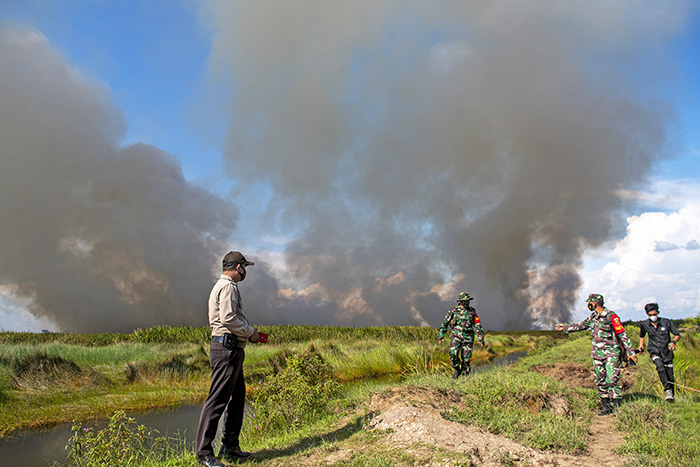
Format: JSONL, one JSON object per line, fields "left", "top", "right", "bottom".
{"left": 438, "top": 292, "right": 486, "bottom": 379}
{"left": 556, "top": 293, "right": 637, "bottom": 415}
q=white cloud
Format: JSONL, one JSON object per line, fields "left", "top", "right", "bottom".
{"left": 577, "top": 179, "right": 700, "bottom": 322}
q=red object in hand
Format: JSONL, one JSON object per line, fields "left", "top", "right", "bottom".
{"left": 258, "top": 332, "right": 268, "bottom": 343}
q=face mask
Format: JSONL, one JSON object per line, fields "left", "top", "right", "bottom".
{"left": 649, "top": 315, "right": 658, "bottom": 322}
{"left": 587, "top": 302, "right": 596, "bottom": 311}
{"left": 237, "top": 265, "right": 247, "bottom": 281}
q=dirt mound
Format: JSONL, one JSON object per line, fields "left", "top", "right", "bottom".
{"left": 369, "top": 404, "right": 562, "bottom": 466}
{"left": 362, "top": 386, "right": 626, "bottom": 467}
{"left": 530, "top": 362, "right": 637, "bottom": 391}
{"left": 367, "top": 385, "right": 475, "bottom": 414}
{"left": 530, "top": 363, "right": 596, "bottom": 388}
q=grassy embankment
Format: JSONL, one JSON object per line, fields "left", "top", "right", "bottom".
{"left": 0, "top": 325, "right": 546, "bottom": 437}
{"left": 233, "top": 323, "right": 700, "bottom": 467}
{"left": 4, "top": 321, "right": 700, "bottom": 467}
{"left": 519, "top": 322, "right": 700, "bottom": 467}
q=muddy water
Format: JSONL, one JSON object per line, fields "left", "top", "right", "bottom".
{"left": 0, "top": 350, "right": 527, "bottom": 467}
{"left": 0, "top": 405, "right": 203, "bottom": 467}
{"left": 473, "top": 350, "right": 528, "bottom": 372}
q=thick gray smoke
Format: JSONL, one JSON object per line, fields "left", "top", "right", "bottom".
{"left": 0, "top": 25, "right": 235, "bottom": 332}
{"left": 204, "top": 1, "right": 690, "bottom": 329}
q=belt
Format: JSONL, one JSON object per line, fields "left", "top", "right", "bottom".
{"left": 212, "top": 335, "right": 247, "bottom": 348}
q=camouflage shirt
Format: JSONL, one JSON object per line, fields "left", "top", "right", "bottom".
{"left": 562, "top": 309, "right": 635, "bottom": 360}
{"left": 438, "top": 305, "right": 485, "bottom": 341}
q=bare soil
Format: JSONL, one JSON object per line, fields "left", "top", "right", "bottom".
{"left": 258, "top": 370, "right": 637, "bottom": 466}
{"left": 529, "top": 362, "right": 637, "bottom": 392}
{"left": 362, "top": 385, "right": 628, "bottom": 467}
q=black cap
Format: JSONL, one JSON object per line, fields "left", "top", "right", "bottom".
{"left": 644, "top": 302, "right": 659, "bottom": 313}
{"left": 223, "top": 251, "right": 254, "bottom": 269}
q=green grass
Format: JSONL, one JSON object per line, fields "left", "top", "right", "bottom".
{"left": 614, "top": 325, "right": 700, "bottom": 467}
{"left": 615, "top": 398, "right": 700, "bottom": 467}
{"left": 519, "top": 331, "right": 594, "bottom": 367}
{"left": 0, "top": 326, "right": 552, "bottom": 437}
{"left": 414, "top": 369, "right": 596, "bottom": 453}
{"left": 12, "top": 323, "right": 697, "bottom": 467}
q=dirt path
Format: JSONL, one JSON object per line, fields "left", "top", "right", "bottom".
{"left": 259, "top": 384, "right": 631, "bottom": 467}
{"left": 366, "top": 404, "right": 626, "bottom": 466}
{"left": 583, "top": 414, "right": 625, "bottom": 466}
{"left": 360, "top": 386, "right": 629, "bottom": 467}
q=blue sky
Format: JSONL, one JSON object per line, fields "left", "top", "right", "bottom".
{"left": 2, "top": 1, "right": 700, "bottom": 331}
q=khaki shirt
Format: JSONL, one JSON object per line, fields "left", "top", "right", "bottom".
{"left": 208, "top": 274, "right": 255, "bottom": 342}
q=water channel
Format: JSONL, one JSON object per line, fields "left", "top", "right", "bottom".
{"left": 0, "top": 350, "right": 527, "bottom": 467}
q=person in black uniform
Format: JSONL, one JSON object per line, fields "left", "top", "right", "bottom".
{"left": 638, "top": 302, "right": 680, "bottom": 401}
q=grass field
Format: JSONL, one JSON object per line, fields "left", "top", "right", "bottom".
{"left": 2, "top": 320, "right": 699, "bottom": 466}
{"left": 0, "top": 325, "right": 552, "bottom": 437}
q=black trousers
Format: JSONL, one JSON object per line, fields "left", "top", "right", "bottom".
{"left": 195, "top": 342, "right": 246, "bottom": 456}
{"left": 650, "top": 349, "right": 675, "bottom": 392}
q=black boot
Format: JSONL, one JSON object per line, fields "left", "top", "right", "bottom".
{"left": 219, "top": 444, "right": 251, "bottom": 462}
{"left": 461, "top": 361, "right": 471, "bottom": 376}
{"left": 452, "top": 368, "right": 461, "bottom": 379}
{"left": 611, "top": 398, "right": 621, "bottom": 413}
{"left": 597, "top": 398, "right": 613, "bottom": 416}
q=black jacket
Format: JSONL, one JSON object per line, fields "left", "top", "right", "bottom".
{"left": 639, "top": 317, "right": 679, "bottom": 355}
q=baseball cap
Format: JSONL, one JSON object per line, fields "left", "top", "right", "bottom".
{"left": 223, "top": 251, "right": 255, "bottom": 268}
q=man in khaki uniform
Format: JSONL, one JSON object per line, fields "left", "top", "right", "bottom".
{"left": 195, "top": 251, "right": 260, "bottom": 467}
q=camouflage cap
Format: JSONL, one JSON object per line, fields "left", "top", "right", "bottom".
{"left": 585, "top": 293, "right": 604, "bottom": 306}
{"left": 457, "top": 292, "right": 473, "bottom": 302}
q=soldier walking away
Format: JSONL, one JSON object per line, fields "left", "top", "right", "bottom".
{"left": 195, "top": 251, "right": 261, "bottom": 467}
{"left": 556, "top": 293, "right": 638, "bottom": 415}
{"left": 638, "top": 302, "right": 681, "bottom": 402}
{"left": 438, "top": 292, "right": 486, "bottom": 378}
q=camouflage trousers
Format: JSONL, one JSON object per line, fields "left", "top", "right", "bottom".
{"left": 593, "top": 356, "right": 622, "bottom": 399}
{"left": 449, "top": 335, "right": 474, "bottom": 374}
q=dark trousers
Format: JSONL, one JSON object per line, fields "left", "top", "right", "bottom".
{"left": 650, "top": 350, "right": 675, "bottom": 392}
{"left": 195, "top": 342, "right": 246, "bottom": 456}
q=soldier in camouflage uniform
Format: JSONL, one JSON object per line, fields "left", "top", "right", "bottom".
{"left": 556, "top": 293, "right": 637, "bottom": 415}
{"left": 438, "top": 292, "right": 486, "bottom": 379}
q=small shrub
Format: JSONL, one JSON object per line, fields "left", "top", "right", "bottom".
{"left": 65, "top": 410, "right": 186, "bottom": 467}
{"left": 246, "top": 351, "right": 340, "bottom": 438}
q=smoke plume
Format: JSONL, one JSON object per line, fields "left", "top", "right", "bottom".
{"left": 1, "top": 1, "right": 694, "bottom": 332}
{"left": 0, "top": 25, "right": 235, "bottom": 332}
{"left": 204, "top": 0, "right": 690, "bottom": 329}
